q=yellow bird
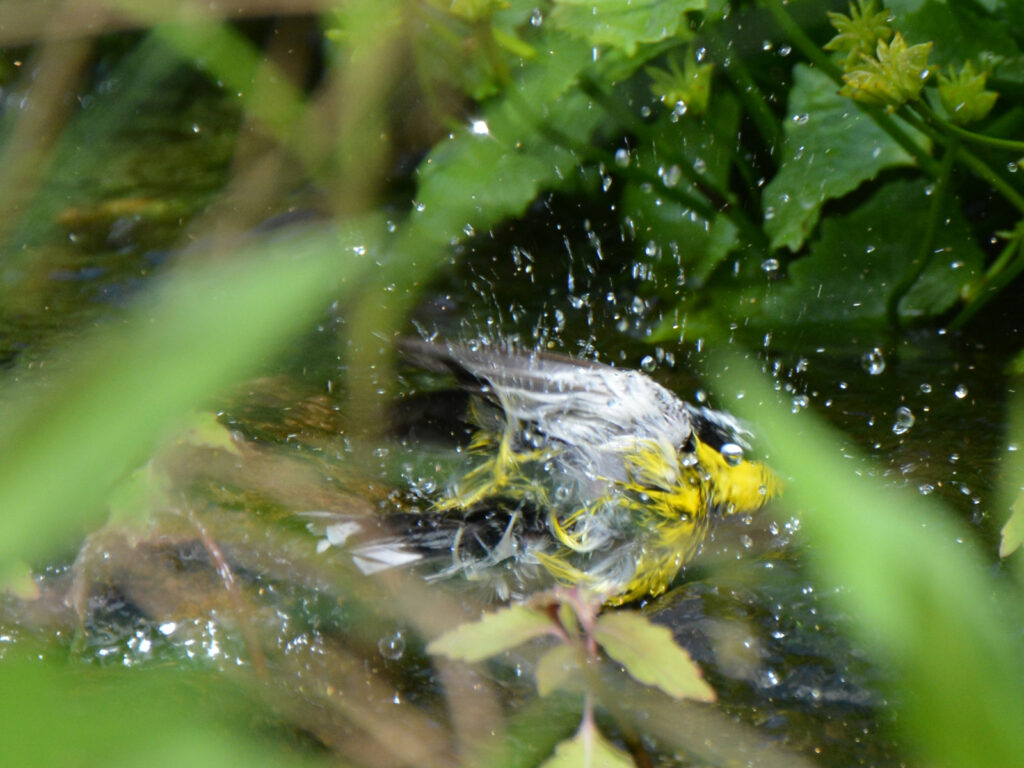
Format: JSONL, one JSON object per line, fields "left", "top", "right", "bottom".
{"left": 348, "top": 338, "right": 779, "bottom": 605}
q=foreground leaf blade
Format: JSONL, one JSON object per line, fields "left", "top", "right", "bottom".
{"left": 539, "top": 718, "right": 634, "bottom": 768}
{"left": 428, "top": 605, "right": 555, "bottom": 662}
{"left": 593, "top": 611, "right": 714, "bottom": 701}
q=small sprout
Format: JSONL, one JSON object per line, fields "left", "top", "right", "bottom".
{"left": 825, "top": 0, "right": 894, "bottom": 68}
{"left": 840, "top": 33, "right": 933, "bottom": 111}
{"left": 937, "top": 61, "right": 998, "bottom": 126}
{"left": 647, "top": 54, "right": 714, "bottom": 117}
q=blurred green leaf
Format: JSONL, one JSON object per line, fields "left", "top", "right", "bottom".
{"left": 427, "top": 605, "right": 556, "bottom": 662}
{"left": 0, "top": 222, "right": 380, "bottom": 566}
{"left": 0, "top": 659, "right": 327, "bottom": 768}
{"left": 1000, "top": 492, "right": 1024, "bottom": 558}
{"left": 763, "top": 64, "right": 926, "bottom": 252}
{"left": 154, "top": 21, "right": 306, "bottom": 143}
{"left": 535, "top": 643, "right": 578, "bottom": 696}
{"left": 538, "top": 718, "right": 634, "bottom": 768}
{"left": 593, "top": 611, "right": 714, "bottom": 701}
{"left": 551, "top": 0, "right": 702, "bottom": 55}
{"left": 719, "top": 350, "right": 1024, "bottom": 768}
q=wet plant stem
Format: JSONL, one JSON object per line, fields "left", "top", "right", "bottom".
{"left": 704, "top": 33, "right": 782, "bottom": 155}
{"left": 949, "top": 237, "right": 1024, "bottom": 329}
{"left": 905, "top": 103, "right": 1024, "bottom": 216}
{"left": 886, "top": 138, "right": 955, "bottom": 328}
{"left": 914, "top": 101, "right": 1024, "bottom": 153}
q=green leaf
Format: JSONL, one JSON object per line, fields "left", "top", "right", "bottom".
{"left": 539, "top": 719, "right": 634, "bottom": 768}
{"left": 411, "top": 32, "right": 596, "bottom": 249}
{"left": 763, "top": 64, "right": 927, "bottom": 252}
{"left": 535, "top": 643, "right": 578, "bottom": 696}
{"left": 898, "top": 0, "right": 1019, "bottom": 70}
{"left": 593, "top": 611, "right": 714, "bottom": 701}
{"left": 1000, "top": 491, "right": 1024, "bottom": 558}
{"left": 551, "top": 0, "right": 703, "bottom": 56}
{"left": 427, "top": 605, "right": 555, "bottom": 662}
{"left": 764, "top": 178, "right": 984, "bottom": 325}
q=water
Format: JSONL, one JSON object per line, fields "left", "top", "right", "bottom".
{"left": 0, "top": 46, "right": 1018, "bottom": 768}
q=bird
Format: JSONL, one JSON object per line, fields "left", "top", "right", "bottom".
{"left": 327, "top": 338, "right": 779, "bottom": 605}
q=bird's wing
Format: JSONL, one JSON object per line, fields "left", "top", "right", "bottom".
{"left": 398, "top": 338, "right": 691, "bottom": 448}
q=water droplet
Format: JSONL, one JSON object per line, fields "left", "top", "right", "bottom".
{"left": 892, "top": 406, "right": 915, "bottom": 435}
{"left": 614, "top": 148, "right": 631, "bottom": 167}
{"left": 861, "top": 347, "right": 885, "bottom": 375}
{"left": 792, "top": 113, "right": 809, "bottom": 125}
{"left": 720, "top": 443, "right": 744, "bottom": 466}
{"left": 660, "top": 164, "right": 681, "bottom": 188}
{"left": 779, "top": 45, "right": 792, "bottom": 56}
{"left": 692, "top": 157, "right": 706, "bottom": 173}
{"left": 470, "top": 119, "right": 490, "bottom": 136}
{"left": 954, "top": 384, "right": 968, "bottom": 399}
{"left": 919, "top": 383, "right": 932, "bottom": 394}
{"left": 640, "top": 355, "right": 657, "bottom": 372}
{"left": 530, "top": 7, "right": 543, "bottom": 25}
{"left": 763, "top": 206, "right": 776, "bottom": 221}
{"left": 378, "top": 631, "right": 406, "bottom": 660}
{"left": 791, "top": 394, "right": 809, "bottom": 413}
{"left": 680, "top": 451, "right": 699, "bottom": 468}
{"left": 761, "top": 257, "right": 779, "bottom": 273}
{"left": 918, "top": 483, "right": 935, "bottom": 496}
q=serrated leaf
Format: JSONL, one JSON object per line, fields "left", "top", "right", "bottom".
{"left": 539, "top": 719, "right": 634, "bottom": 768}
{"left": 593, "top": 611, "right": 714, "bottom": 701}
{"left": 763, "top": 178, "right": 984, "bottom": 325}
{"left": 427, "top": 605, "right": 555, "bottom": 662}
{"left": 551, "top": 0, "right": 703, "bottom": 56}
{"left": 411, "top": 33, "right": 595, "bottom": 249}
{"left": 1000, "top": 491, "right": 1024, "bottom": 558}
{"left": 535, "top": 643, "right": 578, "bottom": 696}
{"left": 763, "top": 64, "right": 927, "bottom": 252}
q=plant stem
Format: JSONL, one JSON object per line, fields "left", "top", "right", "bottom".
{"left": 906, "top": 104, "right": 1024, "bottom": 216}
{"left": 915, "top": 100, "right": 1024, "bottom": 153}
{"left": 886, "top": 139, "right": 955, "bottom": 328}
{"left": 949, "top": 237, "right": 1023, "bottom": 329}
